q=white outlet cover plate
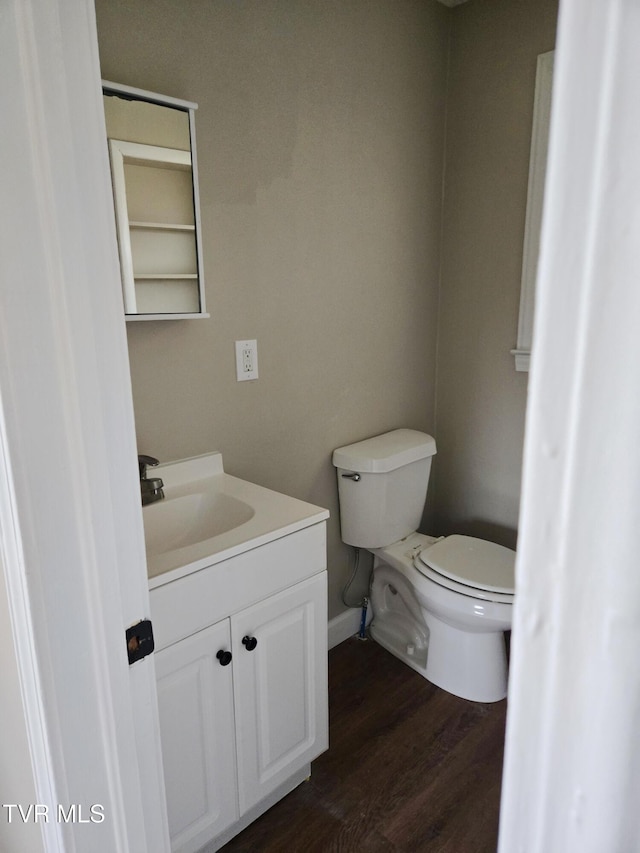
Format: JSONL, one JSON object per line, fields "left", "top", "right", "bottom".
{"left": 235, "top": 339, "right": 258, "bottom": 381}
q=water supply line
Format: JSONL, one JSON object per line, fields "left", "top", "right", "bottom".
{"left": 341, "top": 546, "right": 371, "bottom": 640}
{"left": 358, "top": 597, "right": 369, "bottom": 640}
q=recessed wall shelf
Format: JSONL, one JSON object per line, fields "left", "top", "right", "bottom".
{"left": 103, "top": 81, "right": 209, "bottom": 321}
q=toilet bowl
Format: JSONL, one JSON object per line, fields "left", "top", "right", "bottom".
{"left": 332, "top": 429, "right": 515, "bottom": 703}
{"left": 370, "top": 532, "right": 514, "bottom": 702}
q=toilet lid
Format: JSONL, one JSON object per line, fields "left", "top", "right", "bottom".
{"left": 416, "top": 534, "right": 515, "bottom": 595}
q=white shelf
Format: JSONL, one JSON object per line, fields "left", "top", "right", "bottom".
{"left": 106, "top": 132, "right": 207, "bottom": 319}
{"left": 134, "top": 274, "right": 198, "bottom": 280}
{"left": 126, "top": 312, "right": 210, "bottom": 322}
{"left": 129, "top": 221, "right": 195, "bottom": 232}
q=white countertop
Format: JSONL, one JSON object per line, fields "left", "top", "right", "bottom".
{"left": 145, "top": 453, "right": 329, "bottom": 589}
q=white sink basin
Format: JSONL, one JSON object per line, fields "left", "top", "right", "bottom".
{"left": 144, "top": 490, "right": 255, "bottom": 557}
{"left": 143, "top": 452, "right": 329, "bottom": 585}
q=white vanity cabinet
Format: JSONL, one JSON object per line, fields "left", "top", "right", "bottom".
{"left": 150, "top": 521, "right": 328, "bottom": 853}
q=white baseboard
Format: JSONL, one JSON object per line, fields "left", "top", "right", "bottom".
{"left": 327, "top": 604, "right": 372, "bottom": 650}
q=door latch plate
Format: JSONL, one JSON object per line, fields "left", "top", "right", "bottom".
{"left": 126, "top": 619, "right": 155, "bottom": 665}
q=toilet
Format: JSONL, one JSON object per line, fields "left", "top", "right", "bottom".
{"left": 332, "top": 429, "right": 515, "bottom": 703}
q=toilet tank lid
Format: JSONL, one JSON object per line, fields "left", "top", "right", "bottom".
{"left": 332, "top": 429, "right": 437, "bottom": 473}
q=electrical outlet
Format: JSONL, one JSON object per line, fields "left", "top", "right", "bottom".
{"left": 235, "top": 339, "right": 259, "bottom": 381}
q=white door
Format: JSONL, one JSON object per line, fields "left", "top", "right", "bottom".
{"left": 156, "top": 621, "right": 239, "bottom": 853}
{"left": 0, "top": 1, "right": 169, "bottom": 850}
{"left": 499, "top": 2, "right": 640, "bottom": 851}
{"left": 231, "top": 573, "right": 328, "bottom": 814}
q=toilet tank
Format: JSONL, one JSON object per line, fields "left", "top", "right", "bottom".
{"left": 332, "top": 429, "right": 437, "bottom": 549}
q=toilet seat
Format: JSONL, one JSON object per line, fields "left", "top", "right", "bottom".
{"left": 415, "top": 534, "right": 515, "bottom": 603}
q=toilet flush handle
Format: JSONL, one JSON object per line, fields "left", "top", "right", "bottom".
{"left": 341, "top": 472, "right": 361, "bottom": 482}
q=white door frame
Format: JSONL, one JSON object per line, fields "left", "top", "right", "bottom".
{"left": 0, "top": 1, "right": 169, "bottom": 851}
{"left": 3, "top": 0, "right": 640, "bottom": 851}
{"left": 499, "top": 1, "right": 640, "bottom": 850}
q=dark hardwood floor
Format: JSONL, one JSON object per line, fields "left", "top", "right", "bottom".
{"left": 222, "top": 636, "right": 507, "bottom": 853}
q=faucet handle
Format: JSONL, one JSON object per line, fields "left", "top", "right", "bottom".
{"left": 138, "top": 454, "right": 159, "bottom": 479}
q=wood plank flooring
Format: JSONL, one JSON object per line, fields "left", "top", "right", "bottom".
{"left": 221, "top": 636, "right": 507, "bottom": 853}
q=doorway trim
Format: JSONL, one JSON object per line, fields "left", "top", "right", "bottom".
{"left": 0, "top": 1, "right": 169, "bottom": 850}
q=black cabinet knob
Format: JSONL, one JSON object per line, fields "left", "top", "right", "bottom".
{"left": 242, "top": 635, "right": 258, "bottom": 651}
{"left": 216, "top": 649, "right": 232, "bottom": 666}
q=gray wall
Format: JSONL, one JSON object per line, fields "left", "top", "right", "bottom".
{"left": 433, "top": 0, "right": 558, "bottom": 549}
{"left": 96, "top": 0, "right": 558, "bottom": 618}
{"left": 95, "top": 0, "right": 449, "bottom": 619}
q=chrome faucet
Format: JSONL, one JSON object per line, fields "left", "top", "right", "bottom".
{"left": 138, "top": 454, "right": 164, "bottom": 506}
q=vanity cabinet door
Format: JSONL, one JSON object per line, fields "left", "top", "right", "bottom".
{"left": 231, "top": 572, "right": 328, "bottom": 814}
{"left": 155, "top": 619, "right": 239, "bottom": 853}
